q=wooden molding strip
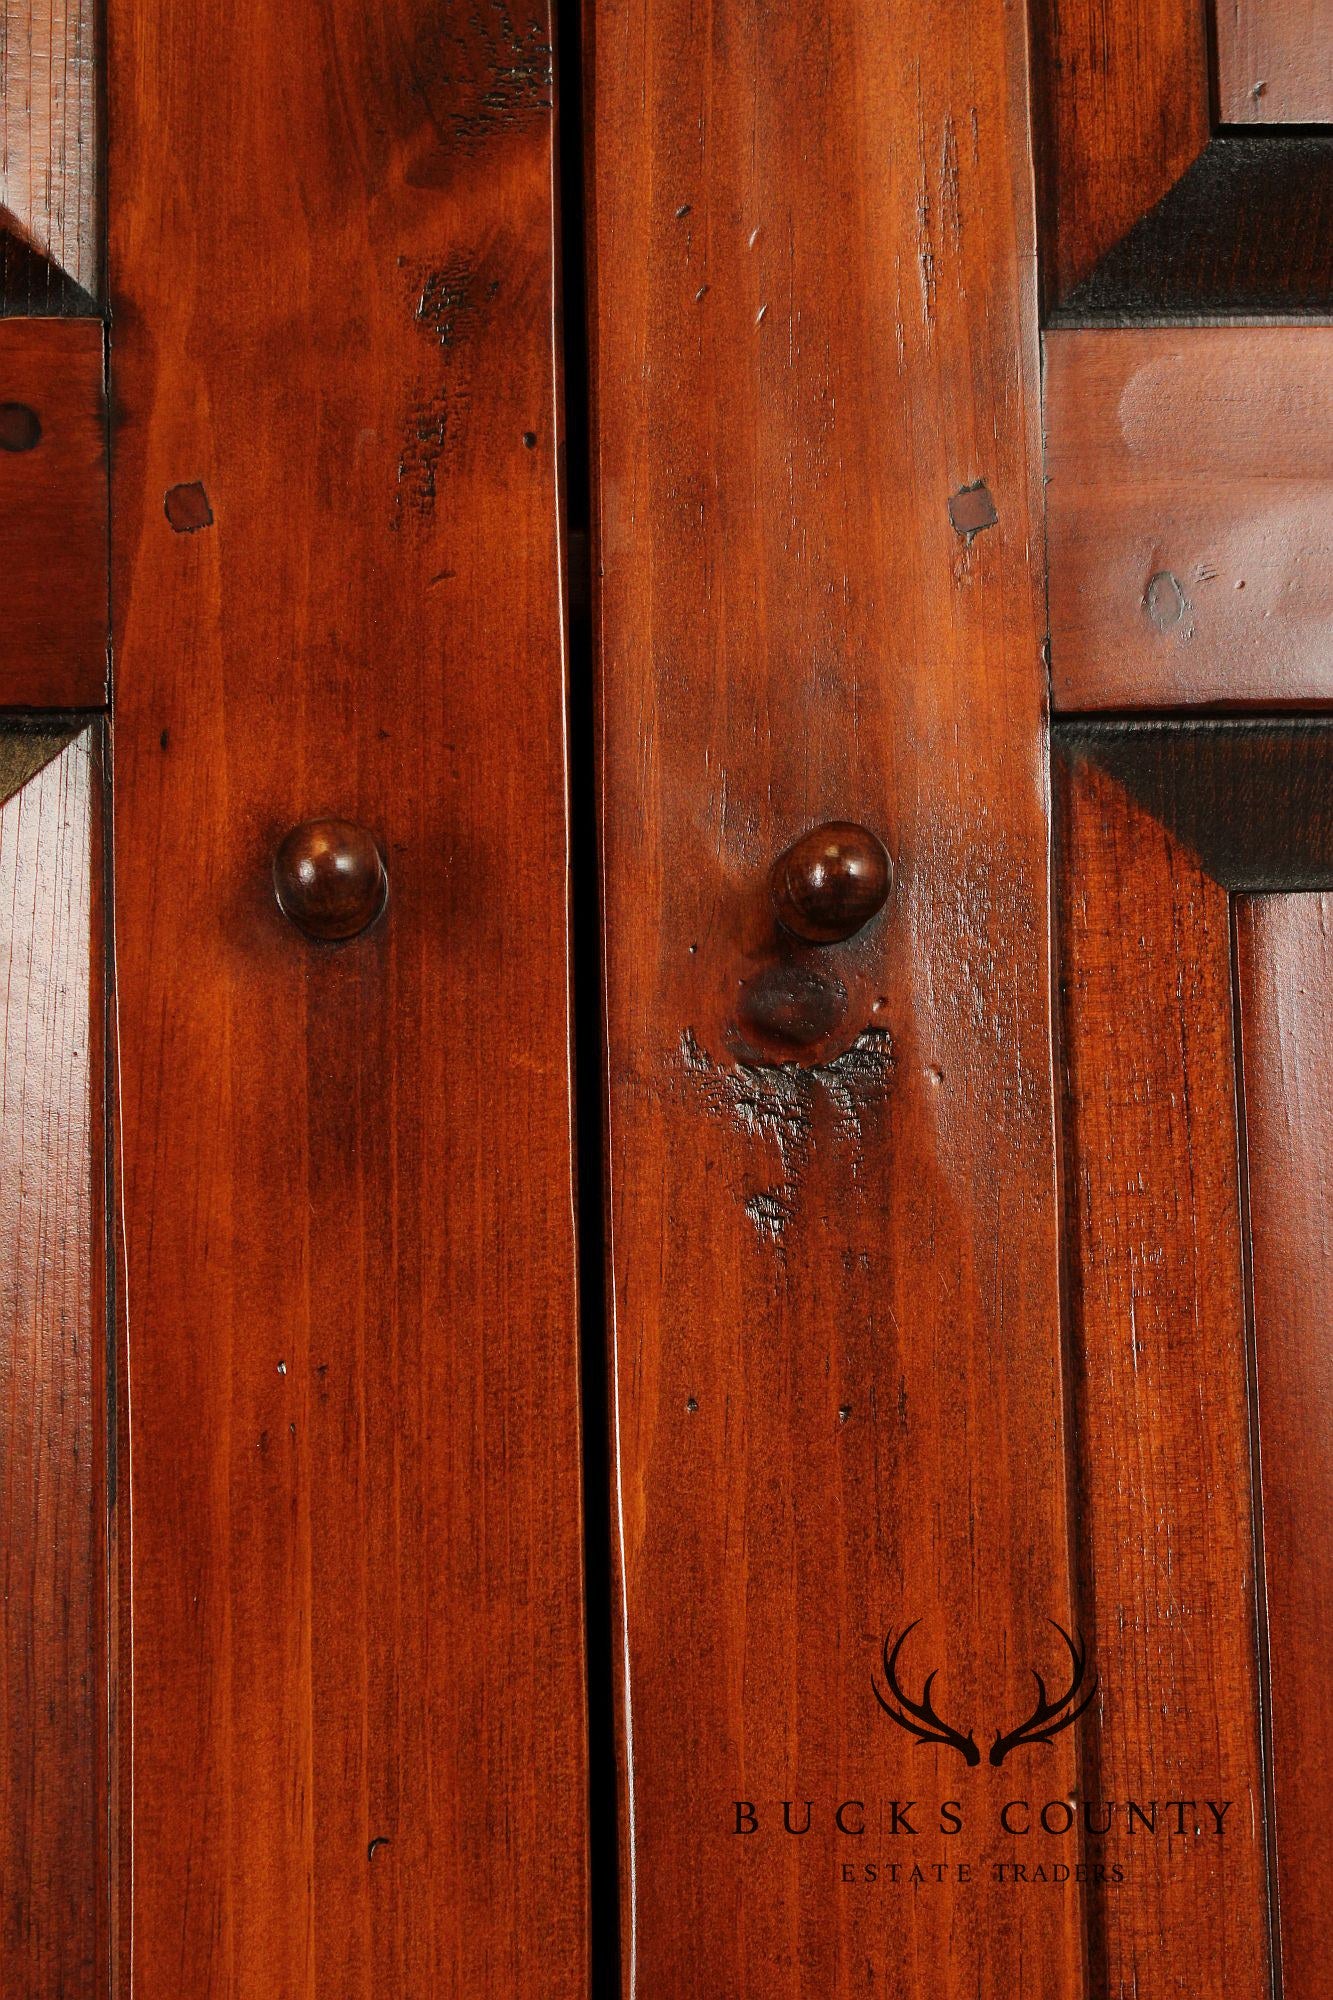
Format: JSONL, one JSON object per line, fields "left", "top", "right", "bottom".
{"left": 1046, "top": 327, "right": 1333, "bottom": 712}
{"left": 0, "top": 317, "right": 107, "bottom": 706}
{"left": 1055, "top": 744, "right": 1273, "bottom": 1996}
{"left": 106, "top": 0, "right": 589, "bottom": 1988}
{"left": 1235, "top": 892, "right": 1333, "bottom": 2000}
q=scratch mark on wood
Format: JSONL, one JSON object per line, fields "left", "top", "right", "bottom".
{"left": 743, "top": 1189, "right": 793, "bottom": 1243}
{"left": 416, "top": 263, "right": 492, "bottom": 350}
{"left": 395, "top": 260, "right": 499, "bottom": 521}
{"left": 677, "top": 1025, "right": 894, "bottom": 1241}
{"left": 409, "top": 5, "right": 554, "bottom": 153}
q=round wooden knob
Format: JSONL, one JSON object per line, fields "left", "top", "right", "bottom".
{"left": 771, "top": 821, "right": 891, "bottom": 943}
{"left": 273, "top": 819, "right": 386, "bottom": 940}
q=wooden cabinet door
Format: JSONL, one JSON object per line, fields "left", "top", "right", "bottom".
{"left": 587, "top": 1, "right": 1332, "bottom": 1994}
{"left": 2, "top": 0, "right": 1330, "bottom": 1994}
{"left": 3, "top": 1, "right": 590, "bottom": 1994}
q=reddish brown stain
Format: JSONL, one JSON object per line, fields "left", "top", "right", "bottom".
{"left": 164, "top": 481, "right": 214, "bottom": 533}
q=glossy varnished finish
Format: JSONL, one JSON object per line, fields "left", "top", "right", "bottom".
{"left": 0, "top": 318, "right": 108, "bottom": 706}
{"left": 107, "top": 1, "right": 588, "bottom": 1991}
{"left": 1216, "top": 0, "right": 1333, "bottom": 123}
{"left": 1056, "top": 749, "right": 1272, "bottom": 1996}
{"left": 0, "top": 728, "right": 107, "bottom": 1995}
{"left": 770, "top": 821, "right": 891, "bottom": 945}
{"left": 0, "top": 0, "right": 99, "bottom": 310}
{"left": 1046, "top": 329, "right": 1333, "bottom": 711}
{"left": 1030, "top": 0, "right": 1209, "bottom": 306}
{"left": 591, "top": 0, "right": 1083, "bottom": 1990}
{"left": 273, "top": 820, "right": 387, "bottom": 942}
{"left": 1235, "top": 895, "right": 1333, "bottom": 1999}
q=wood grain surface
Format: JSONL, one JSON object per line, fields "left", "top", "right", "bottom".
{"left": 0, "top": 317, "right": 108, "bottom": 706}
{"left": 0, "top": 726, "right": 107, "bottom": 1996}
{"left": 589, "top": 1, "right": 1084, "bottom": 1991}
{"left": 1046, "top": 328, "right": 1333, "bottom": 711}
{"left": 0, "top": 0, "right": 99, "bottom": 309}
{"left": 1236, "top": 893, "right": 1333, "bottom": 2000}
{"left": 1030, "top": 0, "right": 1210, "bottom": 306}
{"left": 1056, "top": 746, "right": 1272, "bottom": 1997}
{"left": 106, "top": 1, "right": 588, "bottom": 1991}
{"left": 1216, "top": 0, "right": 1333, "bottom": 123}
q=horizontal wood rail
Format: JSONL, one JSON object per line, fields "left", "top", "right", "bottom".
{"left": 1046, "top": 327, "right": 1333, "bottom": 711}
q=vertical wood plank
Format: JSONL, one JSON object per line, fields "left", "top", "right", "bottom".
{"left": 590, "top": 2, "right": 1084, "bottom": 1991}
{"left": 1236, "top": 893, "right": 1333, "bottom": 2000}
{"left": 0, "top": 727, "right": 107, "bottom": 1996}
{"left": 1216, "top": 0, "right": 1333, "bottom": 123}
{"left": 1056, "top": 751, "right": 1272, "bottom": 1996}
{"left": 0, "top": 0, "right": 99, "bottom": 309}
{"left": 107, "top": 2, "right": 588, "bottom": 1991}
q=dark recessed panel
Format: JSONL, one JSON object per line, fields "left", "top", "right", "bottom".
{"left": 1053, "top": 137, "right": 1333, "bottom": 323}
{"left": 1057, "top": 719, "right": 1333, "bottom": 889}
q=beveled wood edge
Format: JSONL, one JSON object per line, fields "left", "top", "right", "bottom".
{"left": 1046, "top": 135, "right": 1333, "bottom": 325}
{"left": 1054, "top": 716, "right": 1333, "bottom": 891}
{"left": 0, "top": 715, "right": 87, "bottom": 802}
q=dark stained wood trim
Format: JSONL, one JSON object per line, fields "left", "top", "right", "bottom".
{"left": 0, "top": 318, "right": 108, "bottom": 707}
{"left": 1051, "top": 137, "right": 1333, "bottom": 324}
{"left": 1029, "top": 0, "right": 1210, "bottom": 310}
{"left": 0, "top": 717, "right": 84, "bottom": 801}
{"left": 1056, "top": 719, "right": 1333, "bottom": 890}
{"left": 1234, "top": 894, "right": 1333, "bottom": 1998}
{"left": 0, "top": 233, "right": 99, "bottom": 317}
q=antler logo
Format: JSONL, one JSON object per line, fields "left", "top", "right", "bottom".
{"left": 872, "top": 1620, "right": 1097, "bottom": 1767}
{"left": 872, "top": 1622, "right": 981, "bottom": 1765}
{"left": 988, "top": 1621, "right": 1098, "bottom": 1766}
